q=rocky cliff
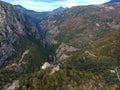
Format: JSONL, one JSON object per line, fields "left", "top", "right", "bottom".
{"left": 0, "top": 1, "right": 42, "bottom": 66}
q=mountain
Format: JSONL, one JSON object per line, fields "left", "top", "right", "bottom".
{"left": 0, "top": 1, "right": 51, "bottom": 88}
{"left": 51, "top": 6, "right": 66, "bottom": 14}
{"left": 14, "top": 5, "right": 50, "bottom": 22}
{"left": 109, "top": 0, "right": 120, "bottom": 3}
{"left": 14, "top": 5, "right": 26, "bottom": 11}
{"left": 0, "top": 1, "right": 49, "bottom": 67}
{"left": 0, "top": 0, "right": 120, "bottom": 90}
{"left": 14, "top": 5, "right": 66, "bottom": 22}
{"left": 0, "top": 1, "right": 26, "bottom": 66}
{"left": 39, "top": 2, "right": 120, "bottom": 49}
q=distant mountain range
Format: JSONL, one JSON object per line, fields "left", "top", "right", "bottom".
{"left": 14, "top": 5, "right": 66, "bottom": 22}
{"left": 108, "top": 0, "right": 120, "bottom": 3}
{"left": 51, "top": 6, "right": 66, "bottom": 14}
{"left": 14, "top": 5, "right": 49, "bottom": 22}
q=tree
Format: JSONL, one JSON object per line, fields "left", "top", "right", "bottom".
{"left": 21, "top": 85, "right": 27, "bottom": 90}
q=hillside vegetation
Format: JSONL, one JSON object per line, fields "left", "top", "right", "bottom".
{"left": 16, "top": 31, "right": 120, "bottom": 90}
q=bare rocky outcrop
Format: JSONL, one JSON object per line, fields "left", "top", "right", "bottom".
{"left": 115, "top": 67, "right": 120, "bottom": 81}
{"left": 0, "top": 2, "right": 20, "bottom": 65}
{"left": 19, "top": 49, "right": 29, "bottom": 63}
{"left": 3, "top": 80, "right": 19, "bottom": 90}
{"left": 39, "top": 19, "right": 59, "bottom": 47}
{"left": 108, "top": 22, "right": 120, "bottom": 30}
{"left": 50, "top": 65, "right": 60, "bottom": 74}
{"left": 0, "top": 1, "right": 24, "bottom": 65}
{"left": 5, "top": 49, "right": 30, "bottom": 73}
{"left": 56, "top": 43, "right": 78, "bottom": 60}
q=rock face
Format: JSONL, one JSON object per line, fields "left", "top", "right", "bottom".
{"left": 3, "top": 80, "right": 19, "bottom": 90}
{"left": 0, "top": 1, "right": 41, "bottom": 66}
{"left": 56, "top": 43, "right": 78, "bottom": 60}
{"left": 0, "top": 1, "right": 23, "bottom": 65}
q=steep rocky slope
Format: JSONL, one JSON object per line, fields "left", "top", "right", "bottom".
{"left": 0, "top": 1, "right": 45, "bottom": 66}
{"left": 0, "top": 1, "right": 25, "bottom": 65}
{"left": 39, "top": 2, "right": 120, "bottom": 60}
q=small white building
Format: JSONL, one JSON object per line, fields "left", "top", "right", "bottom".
{"left": 41, "top": 62, "right": 51, "bottom": 70}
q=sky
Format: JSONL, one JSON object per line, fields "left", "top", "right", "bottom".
{"left": 1, "top": 0, "right": 111, "bottom": 12}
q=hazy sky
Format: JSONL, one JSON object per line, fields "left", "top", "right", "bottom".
{"left": 1, "top": 0, "right": 111, "bottom": 12}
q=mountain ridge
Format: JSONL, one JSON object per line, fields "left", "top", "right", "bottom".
{"left": 109, "top": 0, "right": 120, "bottom": 3}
